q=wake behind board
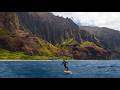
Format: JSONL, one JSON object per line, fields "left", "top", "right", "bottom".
{"left": 64, "top": 70, "right": 72, "bottom": 74}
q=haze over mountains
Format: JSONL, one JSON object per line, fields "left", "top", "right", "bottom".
{"left": 52, "top": 12, "right": 120, "bottom": 31}
{"left": 0, "top": 12, "right": 119, "bottom": 60}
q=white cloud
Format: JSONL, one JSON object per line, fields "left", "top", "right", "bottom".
{"left": 52, "top": 12, "right": 120, "bottom": 31}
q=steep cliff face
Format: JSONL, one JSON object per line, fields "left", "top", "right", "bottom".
{"left": 58, "top": 39, "right": 111, "bottom": 60}
{"left": 79, "top": 26, "right": 120, "bottom": 50}
{"left": 17, "top": 12, "right": 100, "bottom": 45}
{"left": 79, "top": 26, "right": 120, "bottom": 59}
{"left": 0, "top": 12, "right": 59, "bottom": 56}
{"left": 0, "top": 12, "right": 19, "bottom": 32}
{"left": 0, "top": 12, "right": 111, "bottom": 60}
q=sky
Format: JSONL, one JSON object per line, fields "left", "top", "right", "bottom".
{"left": 52, "top": 12, "right": 120, "bottom": 31}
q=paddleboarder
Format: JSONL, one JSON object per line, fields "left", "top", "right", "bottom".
{"left": 62, "top": 60, "right": 69, "bottom": 71}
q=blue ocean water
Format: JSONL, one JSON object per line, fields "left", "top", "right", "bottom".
{"left": 0, "top": 60, "right": 120, "bottom": 78}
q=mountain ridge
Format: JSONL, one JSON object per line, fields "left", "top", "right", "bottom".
{"left": 0, "top": 12, "right": 111, "bottom": 60}
{"left": 79, "top": 26, "right": 120, "bottom": 59}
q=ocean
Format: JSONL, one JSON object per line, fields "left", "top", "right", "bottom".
{"left": 0, "top": 60, "right": 120, "bottom": 78}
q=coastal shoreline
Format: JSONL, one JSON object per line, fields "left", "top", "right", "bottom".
{"left": 0, "top": 60, "right": 115, "bottom": 61}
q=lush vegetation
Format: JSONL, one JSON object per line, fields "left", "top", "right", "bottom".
{"left": 80, "top": 41, "right": 102, "bottom": 49}
{"left": 17, "top": 12, "right": 100, "bottom": 45}
{"left": 0, "top": 12, "right": 111, "bottom": 60}
{"left": 80, "top": 41, "right": 106, "bottom": 55}
{"left": 0, "top": 48, "right": 70, "bottom": 60}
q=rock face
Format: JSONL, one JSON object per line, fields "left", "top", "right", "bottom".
{"left": 59, "top": 39, "right": 111, "bottom": 60}
{"left": 0, "top": 12, "right": 59, "bottom": 56}
{"left": 0, "top": 12, "right": 20, "bottom": 32}
{"left": 0, "top": 12, "right": 111, "bottom": 59}
{"left": 79, "top": 26, "right": 120, "bottom": 59}
{"left": 17, "top": 12, "right": 100, "bottom": 45}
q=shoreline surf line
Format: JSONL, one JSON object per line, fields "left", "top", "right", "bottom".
{"left": 0, "top": 60, "right": 116, "bottom": 61}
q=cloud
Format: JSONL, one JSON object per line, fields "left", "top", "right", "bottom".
{"left": 52, "top": 12, "right": 120, "bottom": 31}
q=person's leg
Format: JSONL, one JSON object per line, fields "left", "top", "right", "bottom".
{"left": 65, "top": 65, "right": 69, "bottom": 71}
{"left": 64, "top": 65, "right": 66, "bottom": 70}
{"left": 64, "top": 65, "right": 68, "bottom": 70}
{"left": 66, "top": 66, "right": 69, "bottom": 70}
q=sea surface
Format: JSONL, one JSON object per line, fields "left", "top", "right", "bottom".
{"left": 0, "top": 60, "right": 120, "bottom": 78}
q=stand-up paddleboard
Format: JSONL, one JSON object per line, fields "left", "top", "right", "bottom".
{"left": 64, "top": 70, "right": 72, "bottom": 74}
